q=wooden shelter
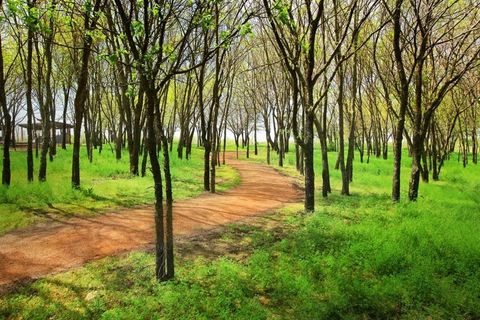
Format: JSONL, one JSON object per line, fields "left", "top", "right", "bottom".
{"left": 18, "top": 121, "right": 74, "bottom": 144}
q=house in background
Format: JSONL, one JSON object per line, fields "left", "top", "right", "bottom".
{"left": 18, "top": 121, "right": 74, "bottom": 144}
{"left": 0, "top": 121, "right": 74, "bottom": 148}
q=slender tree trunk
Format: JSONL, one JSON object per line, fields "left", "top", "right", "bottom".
{"left": 315, "top": 115, "right": 331, "bottom": 198}
{"left": 39, "top": 13, "right": 55, "bottom": 181}
{"left": 254, "top": 109, "right": 258, "bottom": 156}
{"left": 210, "top": 43, "right": 221, "bottom": 194}
{"left": 408, "top": 29, "right": 427, "bottom": 201}
{"left": 295, "top": 143, "right": 301, "bottom": 172}
{"left": 267, "top": 142, "right": 271, "bottom": 165}
{"left": 177, "top": 127, "right": 184, "bottom": 159}
{"left": 337, "top": 66, "right": 349, "bottom": 195}
{"left": 408, "top": 138, "right": 422, "bottom": 201}
{"left": 245, "top": 129, "right": 250, "bottom": 159}
{"left": 130, "top": 88, "right": 144, "bottom": 175}
{"left": 141, "top": 129, "right": 148, "bottom": 177}
{"left": 84, "top": 108, "right": 93, "bottom": 163}
{"left": 26, "top": 0, "right": 35, "bottom": 182}
{"left": 115, "top": 118, "right": 123, "bottom": 160}
{"left": 321, "top": 83, "right": 331, "bottom": 195}
{"left": 0, "top": 26, "right": 11, "bottom": 186}
{"left": 304, "top": 111, "right": 315, "bottom": 211}
{"left": 210, "top": 140, "right": 217, "bottom": 193}
{"left": 222, "top": 118, "right": 227, "bottom": 165}
{"left": 72, "top": 7, "right": 97, "bottom": 188}
{"left": 62, "top": 86, "right": 70, "bottom": 150}
{"left": 346, "top": 11, "right": 359, "bottom": 184}
{"left": 391, "top": 0, "right": 408, "bottom": 202}
{"left": 472, "top": 121, "right": 478, "bottom": 164}
{"left": 203, "top": 145, "right": 210, "bottom": 191}
{"left": 346, "top": 115, "right": 355, "bottom": 183}
{"left": 161, "top": 133, "right": 174, "bottom": 279}
{"left": 38, "top": 117, "right": 51, "bottom": 182}
{"left": 10, "top": 117, "right": 16, "bottom": 149}
{"left": 145, "top": 83, "right": 166, "bottom": 281}
{"left": 279, "top": 127, "right": 284, "bottom": 167}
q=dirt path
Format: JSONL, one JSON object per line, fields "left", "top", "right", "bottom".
{"left": 0, "top": 155, "right": 302, "bottom": 288}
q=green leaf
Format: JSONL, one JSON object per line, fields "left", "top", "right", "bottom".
{"left": 273, "top": 0, "right": 291, "bottom": 26}
{"left": 131, "top": 20, "right": 144, "bottom": 37}
{"left": 239, "top": 23, "right": 252, "bottom": 37}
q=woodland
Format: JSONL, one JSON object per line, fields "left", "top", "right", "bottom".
{"left": 0, "top": 0, "right": 479, "bottom": 319}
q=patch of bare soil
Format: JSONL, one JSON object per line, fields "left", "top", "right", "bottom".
{"left": 0, "top": 153, "right": 302, "bottom": 290}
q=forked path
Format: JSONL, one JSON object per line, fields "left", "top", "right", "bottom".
{"left": 0, "top": 154, "right": 302, "bottom": 288}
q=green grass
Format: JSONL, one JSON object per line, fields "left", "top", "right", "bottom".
{"left": 1, "top": 143, "right": 479, "bottom": 319}
{"left": 0, "top": 145, "right": 240, "bottom": 235}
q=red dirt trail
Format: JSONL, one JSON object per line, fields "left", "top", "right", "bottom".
{"left": 0, "top": 154, "right": 302, "bottom": 288}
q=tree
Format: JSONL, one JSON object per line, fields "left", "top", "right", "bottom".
{"left": 38, "top": 0, "right": 57, "bottom": 182}
{"left": 263, "top": 0, "right": 377, "bottom": 209}
{"left": 0, "top": 0, "right": 11, "bottom": 186}
{"left": 71, "top": 0, "right": 104, "bottom": 188}
{"left": 385, "top": 0, "right": 480, "bottom": 201}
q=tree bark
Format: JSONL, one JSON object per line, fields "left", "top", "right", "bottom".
{"left": 39, "top": 9, "right": 55, "bottom": 181}
{"left": 62, "top": 86, "right": 70, "bottom": 150}
{"left": 337, "top": 64, "right": 349, "bottom": 195}
{"left": 26, "top": 0, "right": 36, "bottom": 182}
{"left": 0, "top": 23, "right": 11, "bottom": 186}
{"left": 391, "top": 0, "right": 409, "bottom": 202}
{"left": 72, "top": 1, "right": 100, "bottom": 188}
{"left": 304, "top": 111, "right": 315, "bottom": 211}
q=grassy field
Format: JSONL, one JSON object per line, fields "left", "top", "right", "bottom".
{"left": 1, "top": 144, "right": 479, "bottom": 319}
{"left": 0, "top": 146, "right": 240, "bottom": 235}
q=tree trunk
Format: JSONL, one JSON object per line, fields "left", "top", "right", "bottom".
{"left": 130, "top": 87, "right": 144, "bottom": 175}
{"left": 72, "top": 9, "right": 97, "bottom": 188}
{"left": 203, "top": 145, "right": 210, "bottom": 191}
{"left": 62, "top": 86, "right": 70, "bottom": 150}
{"left": 408, "top": 138, "right": 422, "bottom": 201}
{"left": 254, "top": 109, "right": 258, "bottom": 156}
{"left": 26, "top": 0, "right": 35, "bottom": 182}
{"left": 408, "top": 25, "right": 427, "bottom": 201}
{"left": 267, "top": 143, "right": 271, "bottom": 165}
{"left": 278, "top": 127, "right": 284, "bottom": 167}
{"left": 161, "top": 133, "right": 174, "bottom": 280}
{"left": 304, "top": 111, "right": 315, "bottom": 211}
{"left": 315, "top": 115, "right": 331, "bottom": 198}
{"left": 145, "top": 84, "right": 166, "bottom": 281}
{"left": 141, "top": 129, "right": 148, "bottom": 177}
{"left": 391, "top": 0, "right": 408, "bottom": 202}
{"left": 0, "top": 29, "right": 11, "bottom": 186}
{"left": 337, "top": 65, "right": 349, "bottom": 196}
{"left": 39, "top": 14, "right": 55, "bottom": 181}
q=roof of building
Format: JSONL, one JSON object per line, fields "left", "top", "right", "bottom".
{"left": 19, "top": 121, "right": 75, "bottom": 130}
